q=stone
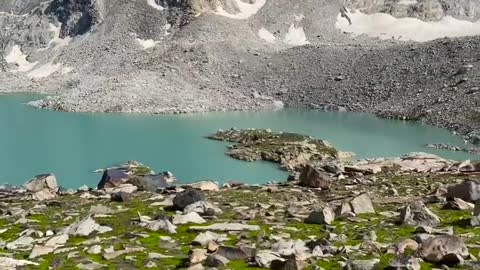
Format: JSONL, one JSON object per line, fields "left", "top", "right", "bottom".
{"left": 97, "top": 226, "right": 113, "bottom": 234}
{"left": 192, "top": 231, "right": 228, "bottom": 246}
{"left": 305, "top": 207, "right": 335, "bottom": 225}
{"left": 443, "top": 197, "right": 474, "bottom": 210}
{"left": 103, "top": 247, "right": 144, "bottom": 260}
{"left": 205, "top": 254, "right": 229, "bottom": 267}
{"left": 388, "top": 239, "right": 419, "bottom": 255}
{"left": 207, "top": 241, "right": 219, "bottom": 252}
{"left": 446, "top": 180, "right": 480, "bottom": 203}
{"left": 386, "top": 255, "right": 421, "bottom": 270}
{"left": 144, "top": 261, "right": 157, "bottom": 268}
{"left": 29, "top": 245, "right": 55, "bottom": 258}
{"left": 0, "top": 257, "right": 38, "bottom": 269}
{"left": 97, "top": 169, "right": 130, "bottom": 189}
{"left": 183, "top": 200, "right": 223, "bottom": 215}
{"left": 144, "top": 219, "right": 177, "bottom": 234}
{"left": 417, "top": 235, "right": 469, "bottom": 264}
{"left": 349, "top": 193, "right": 375, "bottom": 214}
{"left": 270, "top": 255, "right": 301, "bottom": 270}
{"left": 399, "top": 201, "right": 440, "bottom": 227}
{"left": 336, "top": 202, "right": 353, "bottom": 217}
{"left": 111, "top": 191, "right": 131, "bottom": 202}
{"left": 61, "top": 215, "right": 101, "bottom": 236}
{"left": 24, "top": 174, "right": 58, "bottom": 192}
{"left": 216, "top": 246, "right": 255, "bottom": 261}
{"left": 471, "top": 200, "right": 480, "bottom": 227}
{"left": 173, "top": 188, "right": 205, "bottom": 210}
{"left": 299, "top": 164, "right": 332, "bottom": 189}
{"left": 45, "top": 234, "right": 69, "bottom": 247}
{"left": 187, "top": 264, "right": 205, "bottom": 270}
{"left": 105, "top": 184, "right": 138, "bottom": 194}
{"left": 172, "top": 212, "right": 206, "bottom": 225}
{"left": 32, "top": 189, "right": 57, "bottom": 201}
{"left": 78, "top": 185, "right": 90, "bottom": 192}
{"left": 6, "top": 236, "right": 34, "bottom": 250}
{"left": 255, "top": 250, "right": 283, "bottom": 268}
{"left": 189, "top": 223, "right": 260, "bottom": 232}
{"left": 77, "top": 261, "right": 105, "bottom": 270}
{"left": 345, "top": 259, "right": 380, "bottom": 270}
{"left": 87, "top": 245, "right": 102, "bottom": 255}
{"left": 189, "top": 181, "right": 219, "bottom": 191}
{"left": 190, "top": 249, "right": 207, "bottom": 264}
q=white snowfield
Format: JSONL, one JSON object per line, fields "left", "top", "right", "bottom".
{"left": 136, "top": 38, "right": 159, "bottom": 49}
{"left": 147, "top": 0, "right": 164, "bottom": 11}
{"left": 4, "top": 45, "right": 38, "bottom": 72}
{"left": 215, "top": 0, "right": 267, "bottom": 19}
{"left": 336, "top": 10, "right": 480, "bottom": 42}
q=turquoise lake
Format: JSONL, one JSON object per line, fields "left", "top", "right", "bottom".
{"left": 0, "top": 93, "right": 478, "bottom": 188}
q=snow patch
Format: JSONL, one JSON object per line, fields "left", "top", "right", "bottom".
{"left": 27, "top": 62, "right": 63, "bottom": 78}
{"left": 258, "top": 27, "right": 276, "bottom": 43}
{"left": 336, "top": 11, "right": 480, "bottom": 42}
{"left": 4, "top": 45, "right": 38, "bottom": 72}
{"left": 136, "top": 38, "right": 159, "bottom": 49}
{"left": 215, "top": 0, "right": 266, "bottom": 20}
{"left": 147, "top": 0, "right": 164, "bottom": 11}
{"left": 283, "top": 23, "right": 309, "bottom": 46}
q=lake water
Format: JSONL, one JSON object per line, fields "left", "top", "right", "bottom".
{"left": 0, "top": 93, "right": 477, "bottom": 188}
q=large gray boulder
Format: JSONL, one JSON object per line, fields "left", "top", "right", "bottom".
{"left": 305, "top": 207, "right": 335, "bottom": 225}
{"left": 299, "top": 164, "right": 332, "bottom": 189}
{"left": 173, "top": 188, "right": 205, "bottom": 210}
{"left": 446, "top": 180, "right": 480, "bottom": 203}
{"left": 399, "top": 201, "right": 440, "bottom": 227}
{"left": 349, "top": 193, "right": 375, "bottom": 214}
{"left": 23, "top": 174, "right": 57, "bottom": 192}
{"left": 417, "top": 235, "right": 469, "bottom": 264}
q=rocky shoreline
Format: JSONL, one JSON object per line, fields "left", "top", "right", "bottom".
{"left": 1, "top": 130, "right": 480, "bottom": 269}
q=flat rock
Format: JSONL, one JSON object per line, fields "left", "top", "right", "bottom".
{"left": 6, "top": 236, "right": 34, "bottom": 250}
{"left": 0, "top": 257, "right": 38, "bottom": 269}
{"left": 189, "top": 181, "right": 219, "bottom": 191}
{"left": 192, "top": 231, "right": 228, "bottom": 246}
{"left": 61, "top": 215, "right": 101, "bottom": 236}
{"left": 29, "top": 245, "right": 55, "bottom": 258}
{"left": 183, "top": 200, "right": 223, "bottom": 215}
{"left": 172, "top": 212, "right": 206, "bottom": 225}
{"left": 189, "top": 223, "right": 260, "bottom": 232}
{"left": 77, "top": 261, "right": 105, "bottom": 270}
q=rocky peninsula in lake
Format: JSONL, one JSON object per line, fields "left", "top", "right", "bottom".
{"left": 0, "top": 129, "right": 480, "bottom": 270}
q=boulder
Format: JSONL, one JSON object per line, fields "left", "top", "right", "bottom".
{"left": 344, "top": 259, "right": 380, "bottom": 270}
{"left": 270, "top": 255, "right": 301, "bottom": 270}
{"left": 443, "top": 197, "right": 474, "bottom": 210}
{"left": 24, "top": 174, "right": 58, "bottom": 192}
{"left": 61, "top": 216, "right": 101, "bottom": 236}
{"left": 205, "top": 254, "right": 229, "bottom": 267}
{"left": 299, "top": 164, "right": 332, "bottom": 189}
{"left": 446, "top": 180, "right": 480, "bottom": 203}
{"left": 471, "top": 200, "right": 480, "bottom": 227}
{"left": 349, "top": 193, "right": 375, "bottom": 214}
{"left": 173, "top": 188, "right": 205, "bottom": 210}
{"left": 111, "top": 191, "right": 131, "bottom": 202}
{"left": 399, "top": 201, "right": 440, "bottom": 227}
{"left": 29, "top": 245, "right": 55, "bottom": 258}
{"left": 305, "top": 207, "right": 335, "bottom": 225}
{"left": 189, "top": 249, "right": 207, "bottom": 264}
{"left": 172, "top": 212, "right": 206, "bottom": 225}
{"left": 255, "top": 250, "right": 284, "bottom": 268}
{"left": 32, "top": 189, "right": 57, "bottom": 201}
{"left": 216, "top": 246, "right": 255, "bottom": 261}
{"left": 192, "top": 231, "right": 228, "bottom": 246}
{"left": 0, "top": 257, "right": 38, "bottom": 269}
{"left": 189, "top": 181, "right": 219, "bottom": 191}
{"left": 144, "top": 219, "right": 177, "bottom": 234}
{"left": 417, "top": 235, "right": 468, "bottom": 264}
{"left": 386, "top": 256, "right": 421, "bottom": 270}
{"left": 183, "top": 201, "right": 223, "bottom": 215}
{"left": 97, "top": 169, "right": 130, "bottom": 189}
{"left": 6, "top": 236, "right": 34, "bottom": 250}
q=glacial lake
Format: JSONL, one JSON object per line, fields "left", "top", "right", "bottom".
{"left": 0, "top": 93, "right": 478, "bottom": 188}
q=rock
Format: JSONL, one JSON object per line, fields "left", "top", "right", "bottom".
{"left": 336, "top": 202, "right": 353, "bottom": 217}
{"left": 6, "top": 236, "right": 34, "bottom": 250}
{"left": 77, "top": 261, "right": 105, "bottom": 270}
{"left": 145, "top": 219, "right": 177, "bottom": 234}
{"left": 173, "top": 188, "right": 205, "bottom": 210}
{"left": 183, "top": 201, "right": 223, "bottom": 215}
{"left": 471, "top": 200, "right": 480, "bottom": 227}
{"left": 32, "top": 189, "right": 57, "bottom": 201}
{"left": 29, "top": 245, "right": 55, "bottom": 258}
{"left": 205, "top": 254, "right": 229, "bottom": 267}
{"left": 350, "top": 193, "right": 375, "bottom": 214}
{"left": 111, "top": 191, "right": 131, "bottom": 202}
{"left": 446, "top": 180, "right": 480, "bottom": 203}
{"left": 299, "top": 164, "right": 332, "bottom": 189}
{"left": 97, "top": 169, "right": 130, "bottom": 189}
{"left": 386, "top": 255, "right": 421, "bottom": 270}
{"left": 61, "top": 215, "right": 100, "bottom": 236}
{"left": 399, "top": 201, "right": 440, "bottom": 227}
{"left": 105, "top": 184, "right": 138, "bottom": 194}
{"left": 305, "top": 207, "right": 335, "bottom": 225}
{"left": 0, "top": 257, "right": 38, "bottom": 269}
{"left": 103, "top": 247, "right": 144, "bottom": 260}
{"left": 417, "top": 235, "right": 469, "bottom": 264}
{"left": 24, "top": 174, "right": 58, "bottom": 192}
{"left": 388, "top": 239, "right": 419, "bottom": 255}
{"left": 187, "top": 264, "right": 205, "bottom": 270}
{"left": 216, "top": 246, "right": 255, "bottom": 261}
{"left": 192, "top": 231, "right": 228, "bottom": 246}
{"left": 172, "top": 212, "right": 206, "bottom": 225}
{"left": 190, "top": 249, "right": 207, "bottom": 264}
{"left": 270, "top": 255, "right": 301, "bottom": 270}
{"left": 443, "top": 197, "right": 474, "bottom": 210}
{"left": 189, "top": 223, "right": 260, "bottom": 232}
{"left": 207, "top": 241, "right": 219, "bottom": 252}
{"left": 144, "top": 261, "right": 157, "bottom": 268}
{"left": 255, "top": 250, "right": 284, "bottom": 268}
{"left": 78, "top": 185, "right": 90, "bottom": 192}
{"left": 87, "top": 245, "right": 102, "bottom": 255}
{"left": 189, "top": 181, "right": 219, "bottom": 191}
{"left": 271, "top": 239, "right": 310, "bottom": 261}
{"left": 344, "top": 259, "right": 380, "bottom": 270}
{"left": 45, "top": 234, "right": 69, "bottom": 247}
